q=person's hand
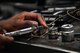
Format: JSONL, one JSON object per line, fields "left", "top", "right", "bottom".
{"left": 1, "top": 11, "right": 48, "bottom": 31}
{"left": 0, "top": 12, "right": 48, "bottom": 48}
{"left": 0, "top": 34, "right": 13, "bottom": 49}
{"left": 0, "top": 11, "right": 48, "bottom": 48}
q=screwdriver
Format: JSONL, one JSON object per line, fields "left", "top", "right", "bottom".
{"left": 5, "top": 26, "right": 43, "bottom": 36}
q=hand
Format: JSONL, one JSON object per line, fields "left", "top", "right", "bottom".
{"left": 1, "top": 11, "right": 48, "bottom": 31}
{"left": 0, "top": 11, "right": 48, "bottom": 48}
{"left": 0, "top": 34, "right": 13, "bottom": 49}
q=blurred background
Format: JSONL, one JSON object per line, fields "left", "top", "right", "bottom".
{"left": 0, "top": 0, "right": 80, "bottom": 19}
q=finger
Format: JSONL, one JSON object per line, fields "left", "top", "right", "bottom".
{"left": 0, "top": 34, "right": 5, "bottom": 43}
{"left": 36, "top": 14, "right": 48, "bottom": 28}
{"left": 4, "top": 36, "right": 14, "bottom": 43}
{"left": 0, "top": 34, "right": 14, "bottom": 43}
{"left": 23, "top": 20, "right": 38, "bottom": 27}
{"left": 22, "top": 12, "right": 48, "bottom": 28}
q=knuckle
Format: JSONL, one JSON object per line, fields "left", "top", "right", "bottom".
{"left": 5, "top": 36, "right": 14, "bottom": 42}
{"left": 20, "top": 11, "right": 28, "bottom": 16}
{"left": 37, "top": 13, "right": 41, "bottom": 16}
{"left": 34, "top": 13, "right": 42, "bottom": 18}
{"left": 37, "top": 13, "right": 42, "bottom": 17}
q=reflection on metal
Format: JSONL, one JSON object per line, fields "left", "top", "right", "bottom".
{"left": 14, "top": 41, "right": 78, "bottom": 53}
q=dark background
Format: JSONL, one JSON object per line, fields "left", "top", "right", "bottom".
{"left": 0, "top": 0, "right": 80, "bottom": 7}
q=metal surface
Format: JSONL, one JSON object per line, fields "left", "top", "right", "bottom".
{"left": 61, "top": 24, "right": 74, "bottom": 42}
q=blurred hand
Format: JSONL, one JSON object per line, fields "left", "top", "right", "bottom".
{"left": 0, "top": 12, "right": 48, "bottom": 47}
{"left": 2, "top": 11, "right": 48, "bottom": 31}
{"left": 0, "top": 34, "right": 13, "bottom": 49}
{"left": 0, "top": 12, "right": 48, "bottom": 48}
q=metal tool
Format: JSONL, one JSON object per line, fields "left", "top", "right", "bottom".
{"left": 61, "top": 24, "right": 74, "bottom": 42}
{"left": 5, "top": 26, "right": 43, "bottom": 36}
